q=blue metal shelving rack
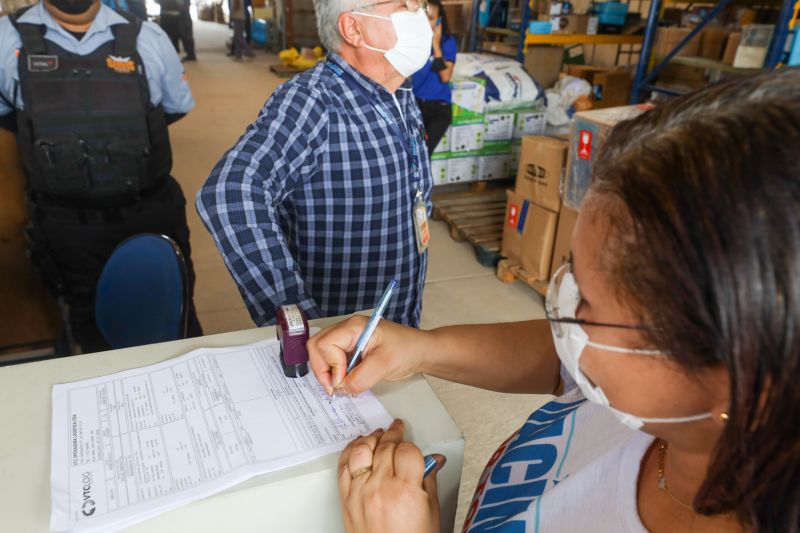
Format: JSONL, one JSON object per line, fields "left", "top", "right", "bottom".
{"left": 468, "top": 0, "right": 532, "bottom": 61}
{"left": 630, "top": 0, "right": 797, "bottom": 102}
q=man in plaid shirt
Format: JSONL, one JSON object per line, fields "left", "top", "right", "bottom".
{"left": 197, "top": 0, "right": 434, "bottom": 327}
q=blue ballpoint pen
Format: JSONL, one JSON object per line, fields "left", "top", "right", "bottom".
{"left": 423, "top": 454, "right": 439, "bottom": 479}
{"left": 329, "top": 279, "right": 398, "bottom": 401}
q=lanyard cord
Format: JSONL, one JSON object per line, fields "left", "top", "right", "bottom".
{"left": 325, "top": 59, "right": 422, "bottom": 192}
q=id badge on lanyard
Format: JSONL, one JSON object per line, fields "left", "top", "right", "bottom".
{"left": 408, "top": 133, "right": 429, "bottom": 255}
{"left": 413, "top": 189, "right": 430, "bottom": 254}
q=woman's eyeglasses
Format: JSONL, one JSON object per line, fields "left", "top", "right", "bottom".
{"left": 545, "top": 261, "right": 652, "bottom": 339}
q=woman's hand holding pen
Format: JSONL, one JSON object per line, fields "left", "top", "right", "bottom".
{"left": 307, "top": 316, "right": 429, "bottom": 396}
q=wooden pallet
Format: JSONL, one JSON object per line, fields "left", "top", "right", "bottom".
{"left": 432, "top": 187, "right": 507, "bottom": 268}
{"left": 496, "top": 259, "right": 548, "bottom": 297}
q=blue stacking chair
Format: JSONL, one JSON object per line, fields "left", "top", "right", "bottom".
{"left": 95, "top": 234, "right": 188, "bottom": 349}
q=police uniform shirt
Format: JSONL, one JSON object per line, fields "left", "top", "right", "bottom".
{"left": 0, "top": 2, "right": 194, "bottom": 116}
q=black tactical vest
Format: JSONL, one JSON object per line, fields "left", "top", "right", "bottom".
{"left": 11, "top": 8, "right": 172, "bottom": 205}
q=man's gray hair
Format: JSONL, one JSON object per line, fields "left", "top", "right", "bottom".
{"left": 313, "top": 0, "right": 361, "bottom": 52}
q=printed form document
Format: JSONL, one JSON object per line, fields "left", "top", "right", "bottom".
{"left": 50, "top": 336, "right": 393, "bottom": 532}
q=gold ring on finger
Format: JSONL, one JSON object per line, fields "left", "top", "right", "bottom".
{"left": 350, "top": 465, "right": 372, "bottom": 480}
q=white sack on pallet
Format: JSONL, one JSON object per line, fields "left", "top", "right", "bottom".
{"left": 453, "top": 53, "right": 543, "bottom": 109}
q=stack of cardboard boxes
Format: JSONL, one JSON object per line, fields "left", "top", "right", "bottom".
{"left": 431, "top": 78, "right": 547, "bottom": 185}
{"left": 501, "top": 104, "right": 651, "bottom": 286}
{"left": 502, "top": 136, "right": 570, "bottom": 281}
{"left": 653, "top": 10, "right": 771, "bottom": 92}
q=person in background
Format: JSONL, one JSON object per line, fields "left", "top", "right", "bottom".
{"left": 158, "top": 0, "right": 195, "bottom": 61}
{"left": 176, "top": 0, "right": 195, "bottom": 60}
{"left": 101, "top": 0, "right": 147, "bottom": 19}
{"left": 309, "top": 68, "right": 800, "bottom": 532}
{"left": 411, "top": 0, "right": 455, "bottom": 154}
{"left": 197, "top": 0, "right": 434, "bottom": 329}
{"left": 244, "top": 0, "right": 252, "bottom": 45}
{"left": 0, "top": 0, "right": 202, "bottom": 353}
{"left": 229, "top": 0, "right": 253, "bottom": 60}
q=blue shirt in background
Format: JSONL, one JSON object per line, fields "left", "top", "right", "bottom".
{"left": 412, "top": 34, "right": 457, "bottom": 103}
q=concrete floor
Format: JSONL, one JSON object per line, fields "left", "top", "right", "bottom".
{"left": 178, "top": 21, "right": 552, "bottom": 531}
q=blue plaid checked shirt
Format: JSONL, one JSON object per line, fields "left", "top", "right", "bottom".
{"left": 196, "top": 53, "right": 433, "bottom": 327}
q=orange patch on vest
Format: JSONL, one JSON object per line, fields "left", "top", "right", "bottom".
{"left": 106, "top": 56, "right": 135, "bottom": 74}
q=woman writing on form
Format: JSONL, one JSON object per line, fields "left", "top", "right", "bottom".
{"left": 309, "top": 68, "right": 800, "bottom": 533}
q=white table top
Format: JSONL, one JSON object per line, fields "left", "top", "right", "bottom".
{"left": 0, "top": 318, "right": 464, "bottom": 532}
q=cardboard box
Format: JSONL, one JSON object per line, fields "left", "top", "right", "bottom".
{"left": 700, "top": 28, "right": 728, "bottom": 60}
{"left": 450, "top": 123, "right": 484, "bottom": 153}
{"left": 563, "top": 44, "right": 586, "bottom": 65}
{"left": 478, "top": 141, "right": 513, "bottom": 181}
{"left": 654, "top": 27, "right": 701, "bottom": 58}
{"left": 431, "top": 152, "right": 450, "bottom": 185}
{"left": 552, "top": 14, "right": 589, "bottom": 34}
{"left": 569, "top": 0, "right": 592, "bottom": 14}
{"left": 433, "top": 127, "right": 451, "bottom": 153}
{"left": 448, "top": 153, "right": 479, "bottom": 182}
{"left": 549, "top": 204, "right": 579, "bottom": 277}
{"left": 513, "top": 109, "right": 547, "bottom": 139}
{"left": 515, "top": 136, "right": 568, "bottom": 212}
{"left": 722, "top": 32, "right": 741, "bottom": 65}
{"left": 657, "top": 63, "right": 708, "bottom": 91}
{"left": 443, "top": 2, "right": 469, "bottom": 35}
{"left": 482, "top": 41, "right": 519, "bottom": 56}
{"left": 484, "top": 112, "right": 515, "bottom": 142}
{"left": 586, "top": 15, "right": 599, "bottom": 35}
{"left": 539, "top": 0, "right": 592, "bottom": 17}
{"left": 564, "top": 105, "right": 651, "bottom": 210}
{"left": 478, "top": 153, "right": 512, "bottom": 181}
{"left": 501, "top": 190, "right": 559, "bottom": 281}
{"left": 524, "top": 46, "right": 564, "bottom": 89}
{"left": 510, "top": 141, "right": 522, "bottom": 169}
{"left": 566, "top": 65, "right": 632, "bottom": 109}
{"left": 451, "top": 78, "right": 487, "bottom": 125}
{"left": 659, "top": 63, "right": 707, "bottom": 82}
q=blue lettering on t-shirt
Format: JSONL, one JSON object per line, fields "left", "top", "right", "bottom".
{"left": 474, "top": 498, "right": 537, "bottom": 527}
{"left": 466, "top": 397, "right": 586, "bottom": 532}
{"left": 490, "top": 443, "right": 558, "bottom": 485}
{"left": 481, "top": 479, "right": 548, "bottom": 505}
{"left": 471, "top": 517, "right": 527, "bottom": 533}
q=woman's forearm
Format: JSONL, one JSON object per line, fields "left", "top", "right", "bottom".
{"left": 418, "top": 320, "right": 560, "bottom": 394}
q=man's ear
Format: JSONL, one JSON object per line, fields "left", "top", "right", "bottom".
{"left": 338, "top": 12, "right": 364, "bottom": 47}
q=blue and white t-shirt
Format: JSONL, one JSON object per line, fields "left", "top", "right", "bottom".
{"left": 462, "top": 374, "right": 655, "bottom": 532}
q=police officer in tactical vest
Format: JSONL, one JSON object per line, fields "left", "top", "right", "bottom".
{"left": 0, "top": 0, "right": 202, "bottom": 353}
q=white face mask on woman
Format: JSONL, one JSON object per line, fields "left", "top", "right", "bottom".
{"left": 351, "top": 8, "right": 433, "bottom": 77}
{"left": 546, "top": 263, "right": 713, "bottom": 431}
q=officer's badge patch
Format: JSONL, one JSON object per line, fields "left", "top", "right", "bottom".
{"left": 106, "top": 55, "right": 136, "bottom": 74}
{"left": 28, "top": 55, "right": 59, "bottom": 72}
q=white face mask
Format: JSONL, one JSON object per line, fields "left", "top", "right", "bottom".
{"left": 351, "top": 8, "right": 433, "bottom": 78}
{"left": 547, "top": 264, "right": 713, "bottom": 431}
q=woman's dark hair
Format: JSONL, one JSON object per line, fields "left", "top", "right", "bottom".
{"left": 588, "top": 68, "right": 800, "bottom": 531}
{"left": 428, "top": 0, "right": 451, "bottom": 37}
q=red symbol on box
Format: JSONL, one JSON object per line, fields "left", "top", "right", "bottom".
{"left": 508, "top": 204, "right": 519, "bottom": 227}
{"left": 578, "top": 130, "right": 592, "bottom": 160}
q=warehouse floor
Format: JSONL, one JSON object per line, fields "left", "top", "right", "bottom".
{"left": 177, "top": 21, "right": 552, "bottom": 530}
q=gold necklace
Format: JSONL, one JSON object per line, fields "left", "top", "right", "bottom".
{"left": 656, "top": 440, "right": 696, "bottom": 511}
